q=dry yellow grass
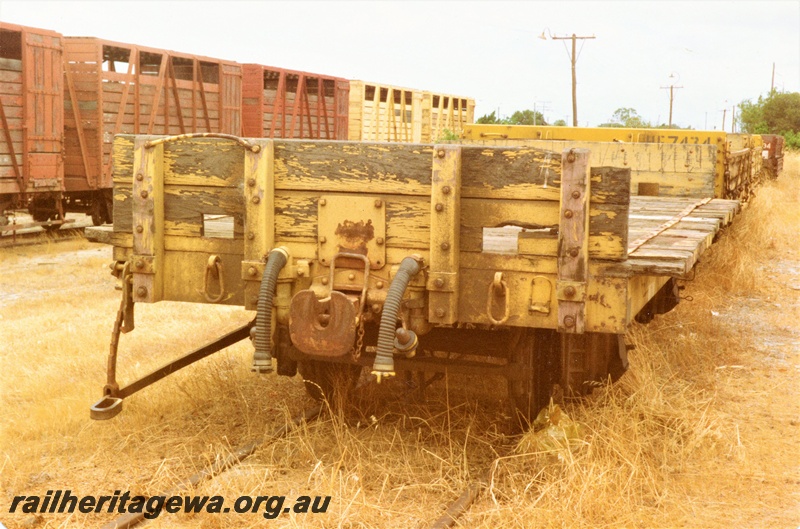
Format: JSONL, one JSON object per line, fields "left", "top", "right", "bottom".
{"left": 1, "top": 156, "right": 798, "bottom": 528}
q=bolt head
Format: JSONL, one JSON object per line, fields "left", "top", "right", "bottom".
{"left": 437, "top": 149, "right": 446, "bottom": 158}
{"left": 563, "top": 315, "right": 575, "bottom": 328}
{"left": 567, "top": 152, "right": 576, "bottom": 163}
{"left": 564, "top": 210, "right": 574, "bottom": 219}
{"left": 569, "top": 248, "right": 580, "bottom": 258}
{"left": 348, "top": 273, "right": 356, "bottom": 280}
{"left": 440, "top": 242, "right": 450, "bottom": 251}
{"left": 135, "top": 259, "right": 144, "bottom": 269}
{"left": 135, "top": 225, "right": 143, "bottom": 233}
{"left": 571, "top": 190, "right": 580, "bottom": 199}
{"left": 372, "top": 303, "right": 381, "bottom": 313}
{"left": 321, "top": 277, "right": 329, "bottom": 285}
{"left": 374, "top": 199, "right": 383, "bottom": 208}
{"left": 248, "top": 178, "right": 256, "bottom": 187}
{"left": 140, "top": 190, "right": 148, "bottom": 199}
{"left": 247, "top": 232, "right": 255, "bottom": 240}
{"left": 376, "top": 281, "right": 384, "bottom": 289}
{"left": 564, "top": 286, "right": 576, "bottom": 297}
{"left": 319, "top": 236, "right": 327, "bottom": 244}
{"left": 135, "top": 172, "right": 144, "bottom": 181}
{"left": 441, "top": 185, "right": 451, "bottom": 195}
{"left": 376, "top": 237, "right": 384, "bottom": 245}
{"left": 435, "top": 308, "right": 446, "bottom": 318}
{"left": 248, "top": 266, "right": 257, "bottom": 277}
{"left": 435, "top": 203, "right": 444, "bottom": 212}
{"left": 251, "top": 195, "right": 260, "bottom": 204}
{"left": 136, "top": 286, "right": 147, "bottom": 297}
{"left": 319, "top": 198, "right": 327, "bottom": 206}
{"left": 434, "top": 278, "right": 444, "bottom": 288}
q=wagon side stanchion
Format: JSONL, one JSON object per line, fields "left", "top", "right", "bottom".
{"left": 90, "top": 134, "right": 262, "bottom": 419}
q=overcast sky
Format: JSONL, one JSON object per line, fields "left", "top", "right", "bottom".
{"left": 2, "top": 1, "right": 798, "bottom": 130}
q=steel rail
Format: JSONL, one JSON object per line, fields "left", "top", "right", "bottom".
{"left": 100, "top": 404, "right": 323, "bottom": 529}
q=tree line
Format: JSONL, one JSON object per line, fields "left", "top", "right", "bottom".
{"left": 738, "top": 90, "right": 800, "bottom": 149}
{"left": 476, "top": 107, "right": 688, "bottom": 129}
{"left": 476, "top": 109, "right": 566, "bottom": 127}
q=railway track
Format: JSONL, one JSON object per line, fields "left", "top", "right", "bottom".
{"left": 100, "top": 404, "right": 323, "bottom": 529}
{"left": 95, "top": 371, "right": 525, "bottom": 529}
{"left": 428, "top": 429, "right": 522, "bottom": 528}
{"left": 0, "top": 220, "right": 95, "bottom": 248}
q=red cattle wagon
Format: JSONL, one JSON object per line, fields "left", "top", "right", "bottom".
{"left": 63, "top": 37, "right": 242, "bottom": 224}
{"left": 0, "top": 22, "right": 64, "bottom": 227}
{"left": 242, "top": 64, "right": 348, "bottom": 140}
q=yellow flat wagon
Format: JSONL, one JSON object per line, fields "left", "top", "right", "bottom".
{"left": 90, "top": 134, "right": 739, "bottom": 421}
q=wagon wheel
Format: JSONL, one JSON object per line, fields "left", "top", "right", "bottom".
{"left": 30, "top": 197, "right": 63, "bottom": 231}
{"left": 507, "top": 328, "right": 560, "bottom": 424}
{"left": 91, "top": 190, "right": 113, "bottom": 226}
{"left": 298, "top": 360, "right": 361, "bottom": 403}
{"left": 91, "top": 200, "right": 105, "bottom": 226}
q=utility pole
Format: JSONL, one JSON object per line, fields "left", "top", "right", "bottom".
{"left": 721, "top": 108, "right": 727, "bottom": 131}
{"left": 533, "top": 100, "right": 551, "bottom": 125}
{"left": 660, "top": 75, "right": 683, "bottom": 128}
{"left": 771, "top": 62, "right": 775, "bottom": 92}
{"left": 543, "top": 32, "right": 595, "bottom": 127}
{"left": 731, "top": 106, "right": 736, "bottom": 133}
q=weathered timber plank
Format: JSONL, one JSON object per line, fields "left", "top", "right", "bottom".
{"left": 162, "top": 139, "right": 245, "bottom": 186}
{"left": 273, "top": 141, "right": 434, "bottom": 195}
{"left": 599, "top": 258, "right": 687, "bottom": 277}
{"left": 461, "top": 139, "right": 717, "bottom": 198}
{"left": 113, "top": 182, "right": 133, "bottom": 231}
{"left": 458, "top": 197, "right": 625, "bottom": 259}
{"left": 557, "top": 149, "right": 590, "bottom": 333}
{"left": 113, "top": 135, "right": 244, "bottom": 186}
{"left": 590, "top": 166, "right": 630, "bottom": 205}
{"left": 588, "top": 203, "right": 628, "bottom": 260}
{"left": 162, "top": 186, "right": 245, "bottom": 237}
{"left": 274, "top": 191, "right": 430, "bottom": 250}
{"left": 460, "top": 145, "right": 561, "bottom": 201}
{"left": 85, "top": 225, "right": 114, "bottom": 244}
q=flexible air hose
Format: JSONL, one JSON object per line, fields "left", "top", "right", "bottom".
{"left": 253, "top": 248, "right": 289, "bottom": 373}
{"left": 373, "top": 257, "right": 422, "bottom": 376}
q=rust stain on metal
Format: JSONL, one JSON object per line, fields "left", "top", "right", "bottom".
{"left": 335, "top": 219, "right": 375, "bottom": 255}
{"left": 289, "top": 290, "right": 357, "bottom": 357}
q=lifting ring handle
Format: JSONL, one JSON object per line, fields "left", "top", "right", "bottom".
{"left": 202, "top": 255, "right": 226, "bottom": 303}
{"left": 486, "top": 271, "right": 510, "bottom": 325}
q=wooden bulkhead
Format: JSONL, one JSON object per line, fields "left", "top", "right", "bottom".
{"left": 108, "top": 135, "right": 739, "bottom": 336}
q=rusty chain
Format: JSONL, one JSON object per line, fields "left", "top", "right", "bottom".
{"left": 351, "top": 317, "right": 365, "bottom": 361}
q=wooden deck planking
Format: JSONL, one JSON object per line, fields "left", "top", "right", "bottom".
{"left": 622, "top": 196, "right": 740, "bottom": 277}
{"left": 486, "top": 195, "right": 739, "bottom": 279}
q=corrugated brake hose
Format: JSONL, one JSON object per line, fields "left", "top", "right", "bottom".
{"left": 253, "top": 247, "right": 290, "bottom": 373}
{"left": 372, "top": 256, "right": 422, "bottom": 380}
